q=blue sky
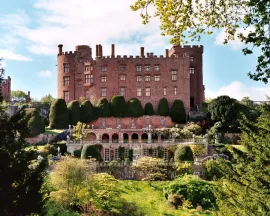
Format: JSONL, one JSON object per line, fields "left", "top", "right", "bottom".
{"left": 0, "top": 0, "right": 269, "bottom": 101}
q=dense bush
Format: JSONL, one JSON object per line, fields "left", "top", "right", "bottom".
{"left": 158, "top": 98, "right": 169, "bottom": 116}
{"left": 126, "top": 98, "right": 144, "bottom": 117}
{"left": 73, "top": 148, "right": 82, "bottom": 158}
{"left": 24, "top": 108, "right": 45, "bottom": 137}
{"left": 50, "top": 130, "right": 70, "bottom": 144}
{"left": 184, "top": 122, "right": 202, "bottom": 135}
{"left": 53, "top": 144, "right": 67, "bottom": 155}
{"left": 110, "top": 96, "right": 127, "bottom": 117}
{"left": 81, "top": 144, "right": 103, "bottom": 161}
{"left": 190, "top": 144, "right": 206, "bottom": 156}
{"left": 95, "top": 97, "right": 112, "bottom": 117}
{"left": 203, "top": 159, "right": 222, "bottom": 181}
{"left": 67, "top": 100, "right": 81, "bottom": 126}
{"left": 174, "top": 146, "right": 194, "bottom": 162}
{"left": 164, "top": 175, "right": 216, "bottom": 209}
{"left": 144, "top": 103, "right": 154, "bottom": 115}
{"left": 170, "top": 100, "right": 186, "bottom": 123}
{"left": 80, "top": 100, "right": 97, "bottom": 123}
{"left": 49, "top": 99, "right": 69, "bottom": 129}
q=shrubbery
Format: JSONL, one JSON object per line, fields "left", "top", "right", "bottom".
{"left": 49, "top": 99, "right": 69, "bottom": 129}
{"left": 24, "top": 108, "right": 45, "bottom": 137}
{"left": 81, "top": 144, "right": 103, "bottom": 161}
{"left": 174, "top": 146, "right": 194, "bottom": 162}
{"left": 170, "top": 100, "right": 186, "bottom": 123}
{"left": 144, "top": 103, "right": 154, "bottom": 115}
{"left": 184, "top": 122, "right": 202, "bottom": 135}
{"left": 126, "top": 98, "right": 144, "bottom": 117}
{"left": 158, "top": 98, "right": 169, "bottom": 116}
{"left": 80, "top": 100, "right": 98, "bottom": 123}
{"left": 67, "top": 100, "right": 81, "bottom": 126}
{"left": 110, "top": 95, "right": 127, "bottom": 117}
{"left": 95, "top": 97, "right": 112, "bottom": 117}
{"left": 203, "top": 159, "right": 222, "bottom": 181}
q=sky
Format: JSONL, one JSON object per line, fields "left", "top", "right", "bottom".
{"left": 0, "top": 0, "right": 269, "bottom": 101}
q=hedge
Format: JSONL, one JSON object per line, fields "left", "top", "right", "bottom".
{"left": 144, "top": 102, "right": 154, "bottom": 115}
{"left": 80, "top": 100, "right": 97, "bottom": 123}
{"left": 95, "top": 97, "right": 112, "bottom": 117}
{"left": 67, "top": 100, "right": 81, "bottom": 126}
{"left": 49, "top": 98, "right": 69, "bottom": 129}
{"left": 126, "top": 98, "right": 144, "bottom": 117}
{"left": 24, "top": 108, "right": 45, "bottom": 137}
{"left": 158, "top": 98, "right": 169, "bottom": 116}
{"left": 174, "top": 146, "right": 194, "bottom": 162}
{"left": 81, "top": 144, "right": 103, "bottom": 161}
{"left": 109, "top": 95, "right": 126, "bottom": 117}
{"left": 170, "top": 99, "right": 186, "bottom": 123}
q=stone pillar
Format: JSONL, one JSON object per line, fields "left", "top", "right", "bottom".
{"left": 120, "top": 132, "right": 123, "bottom": 144}
{"left": 148, "top": 132, "right": 152, "bottom": 143}
{"left": 139, "top": 135, "right": 142, "bottom": 144}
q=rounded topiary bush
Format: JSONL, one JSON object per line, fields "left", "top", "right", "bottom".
{"left": 73, "top": 148, "right": 82, "bottom": 158}
{"left": 67, "top": 100, "right": 81, "bottom": 126}
{"left": 126, "top": 98, "right": 144, "bottom": 117}
{"left": 110, "top": 95, "right": 127, "bottom": 117}
{"left": 80, "top": 100, "right": 97, "bottom": 123}
{"left": 95, "top": 97, "right": 112, "bottom": 117}
{"left": 174, "top": 146, "right": 194, "bottom": 162}
{"left": 158, "top": 98, "right": 169, "bottom": 116}
{"left": 144, "top": 102, "right": 154, "bottom": 115}
{"left": 81, "top": 144, "right": 103, "bottom": 161}
{"left": 49, "top": 98, "right": 69, "bottom": 129}
{"left": 170, "top": 99, "right": 186, "bottom": 123}
{"left": 24, "top": 108, "right": 45, "bottom": 137}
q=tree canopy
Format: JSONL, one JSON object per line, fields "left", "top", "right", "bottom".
{"left": 11, "top": 90, "right": 27, "bottom": 102}
{"left": 109, "top": 95, "right": 127, "bottom": 117}
{"left": 49, "top": 98, "right": 69, "bottom": 129}
{"left": 67, "top": 100, "right": 81, "bottom": 126}
{"left": 126, "top": 97, "right": 144, "bottom": 117}
{"left": 24, "top": 108, "right": 45, "bottom": 137}
{"left": 95, "top": 97, "right": 112, "bottom": 117}
{"left": 80, "top": 100, "right": 97, "bottom": 123}
{"left": 40, "top": 94, "right": 55, "bottom": 103}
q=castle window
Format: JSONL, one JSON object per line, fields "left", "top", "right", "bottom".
{"left": 85, "top": 74, "right": 93, "bottom": 84}
{"left": 101, "top": 88, "right": 107, "bottom": 97}
{"left": 174, "top": 87, "right": 177, "bottom": 95}
{"left": 63, "top": 76, "right": 70, "bottom": 86}
{"left": 120, "top": 65, "right": 126, "bottom": 71}
{"left": 190, "top": 67, "right": 195, "bottom": 74}
{"left": 145, "top": 87, "right": 151, "bottom": 97}
{"left": 137, "top": 88, "right": 142, "bottom": 97}
{"left": 101, "top": 76, "right": 107, "bottom": 83}
{"left": 120, "top": 75, "right": 126, "bottom": 81}
{"left": 84, "top": 65, "right": 90, "bottom": 71}
{"left": 145, "top": 65, "right": 151, "bottom": 71}
{"left": 171, "top": 70, "right": 177, "bottom": 81}
{"left": 101, "top": 65, "right": 107, "bottom": 72}
{"left": 190, "top": 56, "right": 194, "bottom": 62}
{"left": 163, "top": 88, "right": 167, "bottom": 96}
{"left": 154, "top": 75, "right": 160, "bottom": 81}
{"left": 64, "top": 91, "right": 70, "bottom": 101}
{"left": 145, "top": 76, "right": 151, "bottom": 82}
{"left": 136, "top": 65, "right": 142, "bottom": 72}
{"left": 104, "top": 149, "right": 110, "bottom": 162}
{"left": 154, "top": 65, "right": 159, "bottom": 71}
{"left": 64, "top": 63, "right": 70, "bottom": 72}
{"left": 120, "top": 87, "right": 125, "bottom": 96}
{"left": 137, "top": 75, "right": 142, "bottom": 82}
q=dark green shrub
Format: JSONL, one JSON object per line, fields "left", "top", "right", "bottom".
{"left": 174, "top": 146, "right": 194, "bottom": 162}
{"left": 80, "top": 100, "right": 97, "bottom": 123}
{"left": 158, "top": 98, "right": 169, "bottom": 116}
{"left": 128, "top": 149, "right": 133, "bottom": 161}
{"left": 170, "top": 100, "right": 186, "bottom": 123}
{"left": 110, "top": 95, "right": 127, "bottom": 117}
{"left": 67, "top": 100, "right": 81, "bottom": 126}
{"left": 24, "top": 108, "right": 45, "bottom": 137}
{"left": 52, "top": 144, "right": 67, "bottom": 155}
{"left": 49, "top": 98, "right": 69, "bottom": 129}
{"left": 203, "top": 159, "right": 222, "bottom": 181}
{"left": 118, "top": 146, "right": 125, "bottom": 161}
{"left": 95, "top": 97, "right": 112, "bottom": 117}
{"left": 81, "top": 144, "right": 103, "bottom": 161}
{"left": 73, "top": 148, "right": 82, "bottom": 158}
{"left": 144, "top": 103, "right": 154, "bottom": 115}
{"left": 126, "top": 98, "right": 144, "bottom": 117}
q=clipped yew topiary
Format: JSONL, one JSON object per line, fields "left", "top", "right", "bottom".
{"left": 24, "top": 108, "right": 45, "bottom": 137}
{"left": 174, "top": 146, "right": 194, "bottom": 162}
{"left": 49, "top": 98, "right": 69, "bottom": 129}
{"left": 67, "top": 100, "right": 81, "bottom": 126}
{"left": 144, "top": 102, "right": 154, "bottom": 115}
{"left": 158, "top": 98, "right": 169, "bottom": 116}
{"left": 126, "top": 98, "right": 144, "bottom": 117}
{"left": 81, "top": 144, "right": 103, "bottom": 161}
{"left": 95, "top": 97, "right": 112, "bottom": 117}
{"left": 110, "top": 95, "right": 127, "bottom": 117}
{"left": 80, "top": 100, "right": 97, "bottom": 123}
{"left": 170, "top": 99, "right": 187, "bottom": 123}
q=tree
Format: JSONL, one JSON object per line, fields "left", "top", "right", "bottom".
{"left": 49, "top": 98, "right": 69, "bottom": 129}
{"left": 67, "top": 100, "right": 81, "bottom": 126}
{"left": 170, "top": 99, "right": 186, "bottom": 123}
{"left": 24, "top": 108, "right": 45, "bottom": 137}
{"left": 40, "top": 94, "right": 55, "bottom": 103}
{"left": 11, "top": 90, "right": 27, "bottom": 102}
{"left": 80, "top": 100, "right": 97, "bottom": 123}
{"left": 158, "top": 98, "right": 169, "bottom": 116}
{"left": 126, "top": 98, "right": 144, "bottom": 117}
{"left": 144, "top": 102, "right": 154, "bottom": 115}
{"left": 214, "top": 104, "right": 270, "bottom": 215}
{"left": 109, "top": 95, "right": 127, "bottom": 117}
{"left": 95, "top": 97, "right": 112, "bottom": 117}
{"left": 131, "top": 0, "right": 270, "bottom": 83}
{"left": 81, "top": 144, "right": 103, "bottom": 161}
{"left": 174, "top": 146, "right": 194, "bottom": 162}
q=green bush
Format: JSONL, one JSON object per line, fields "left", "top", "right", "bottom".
{"left": 24, "top": 108, "right": 45, "bottom": 137}
{"left": 81, "top": 144, "right": 103, "bottom": 161}
{"left": 203, "top": 159, "right": 222, "bottom": 181}
{"left": 52, "top": 144, "right": 67, "bottom": 155}
{"left": 174, "top": 146, "right": 194, "bottom": 162}
{"left": 184, "top": 122, "right": 202, "bottom": 135}
{"left": 110, "top": 95, "right": 127, "bottom": 117}
{"left": 67, "top": 100, "right": 81, "bottom": 126}
{"left": 144, "top": 103, "right": 154, "bottom": 115}
{"left": 170, "top": 99, "right": 186, "bottom": 123}
{"left": 126, "top": 98, "right": 144, "bottom": 117}
{"left": 73, "top": 148, "right": 82, "bottom": 158}
{"left": 164, "top": 175, "right": 216, "bottom": 209}
{"left": 158, "top": 98, "right": 169, "bottom": 116}
{"left": 95, "top": 97, "right": 112, "bottom": 117}
{"left": 80, "top": 100, "right": 97, "bottom": 123}
{"left": 49, "top": 98, "right": 69, "bottom": 129}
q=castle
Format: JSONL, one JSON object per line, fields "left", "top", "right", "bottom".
{"left": 1, "top": 76, "right": 11, "bottom": 102}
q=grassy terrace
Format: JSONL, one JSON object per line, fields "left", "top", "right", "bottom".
{"left": 44, "top": 127, "right": 64, "bottom": 135}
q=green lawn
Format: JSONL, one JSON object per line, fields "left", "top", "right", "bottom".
{"left": 44, "top": 127, "right": 64, "bottom": 135}
{"left": 119, "top": 180, "right": 216, "bottom": 216}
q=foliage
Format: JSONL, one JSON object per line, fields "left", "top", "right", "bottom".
{"left": 72, "top": 121, "right": 87, "bottom": 141}
{"left": 170, "top": 99, "right": 186, "bottom": 123}
{"left": 207, "top": 122, "right": 222, "bottom": 144}
{"left": 131, "top": 0, "right": 270, "bottom": 83}
{"left": 118, "top": 146, "right": 125, "bottom": 161}
{"left": 174, "top": 146, "right": 194, "bottom": 162}
{"left": 109, "top": 95, "right": 127, "bottom": 117}
{"left": 73, "top": 148, "right": 82, "bottom": 158}
{"left": 11, "top": 90, "right": 27, "bottom": 102}
{"left": 158, "top": 98, "right": 169, "bottom": 116}
{"left": 190, "top": 144, "right": 206, "bottom": 156}
{"left": 126, "top": 97, "right": 144, "bottom": 117}
{"left": 67, "top": 100, "right": 81, "bottom": 126}
{"left": 144, "top": 102, "right": 154, "bottom": 115}
{"left": 24, "top": 108, "right": 45, "bottom": 137}
{"left": 80, "top": 100, "right": 98, "bottom": 123}
{"left": 175, "top": 162, "right": 193, "bottom": 176}
{"left": 49, "top": 98, "right": 69, "bottom": 129}
{"left": 184, "top": 122, "right": 202, "bottom": 135}
{"left": 81, "top": 144, "right": 103, "bottom": 161}
{"left": 95, "top": 97, "right": 112, "bottom": 117}
{"left": 203, "top": 159, "right": 222, "bottom": 181}
{"left": 40, "top": 94, "right": 55, "bottom": 103}
{"left": 164, "top": 175, "right": 216, "bottom": 209}
{"left": 167, "top": 193, "right": 184, "bottom": 209}
{"left": 157, "top": 146, "right": 164, "bottom": 158}
{"left": 128, "top": 149, "right": 133, "bottom": 161}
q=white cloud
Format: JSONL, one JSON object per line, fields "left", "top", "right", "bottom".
{"left": 0, "top": 49, "right": 32, "bottom": 61}
{"left": 205, "top": 81, "right": 270, "bottom": 101}
{"left": 38, "top": 70, "right": 52, "bottom": 77}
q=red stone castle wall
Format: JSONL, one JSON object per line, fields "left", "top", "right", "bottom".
{"left": 1, "top": 76, "right": 11, "bottom": 102}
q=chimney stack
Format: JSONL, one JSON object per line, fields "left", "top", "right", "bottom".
{"left": 111, "top": 44, "right": 115, "bottom": 57}
{"left": 96, "top": 45, "right": 99, "bottom": 57}
{"left": 58, "top": 44, "right": 63, "bottom": 55}
{"left": 99, "top": 44, "right": 103, "bottom": 57}
{"left": 165, "top": 49, "right": 169, "bottom": 58}
{"left": 140, "top": 47, "right": 144, "bottom": 57}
